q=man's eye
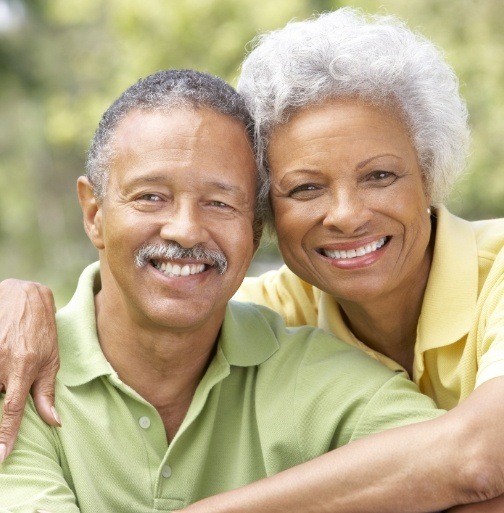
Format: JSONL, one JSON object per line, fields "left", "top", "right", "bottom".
{"left": 138, "top": 194, "right": 162, "bottom": 202}
{"left": 209, "top": 200, "right": 232, "bottom": 209}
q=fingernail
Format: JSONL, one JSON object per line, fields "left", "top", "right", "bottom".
{"left": 51, "top": 406, "right": 61, "bottom": 426}
{"left": 0, "top": 443, "right": 6, "bottom": 464}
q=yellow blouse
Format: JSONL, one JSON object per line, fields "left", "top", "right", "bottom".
{"left": 235, "top": 207, "right": 504, "bottom": 410}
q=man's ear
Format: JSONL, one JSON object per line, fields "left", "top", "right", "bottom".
{"left": 77, "top": 176, "right": 105, "bottom": 250}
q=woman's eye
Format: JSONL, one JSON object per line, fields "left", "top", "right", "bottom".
{"left": 367, "top": 171, "right": 397, "bottom": 184}
{"left": 288, "top": 184, "right": 322, "bottom": 198}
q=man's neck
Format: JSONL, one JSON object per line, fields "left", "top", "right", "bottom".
{"left": 93, "top": 289, "right": 223, "bottom": 440}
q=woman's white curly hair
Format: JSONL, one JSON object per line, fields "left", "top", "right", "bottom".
{"left": 238, "top": 7, "right": 470, "bottom": 222}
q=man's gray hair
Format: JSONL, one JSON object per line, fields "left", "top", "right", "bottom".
{"left": 238, "top": 7, "right": 470, "bottom": 219}
{"left": 86, "top": 69, "right": 255, "bottom": 200}
{"left": 85, "top": 69, "right": 262, "bottom": 243}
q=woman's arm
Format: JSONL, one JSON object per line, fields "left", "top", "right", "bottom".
{"left": 0, "top": 279, "right": 60, "bottom": 462}
{"left": 2, "top": 283, "right": 504, "bottom": 511}
{"left": 447, "top": 494, "right": 504, "bottom": 512}
{"left": 177, "top": 377, "right": 504, "bottom": 513}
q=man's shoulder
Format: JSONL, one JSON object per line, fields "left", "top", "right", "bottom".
{"left": 226, "top": 302, "right": 442, "bottom": 453}
{"left": 225, "top": 300, "right": 396, "bottom": 382}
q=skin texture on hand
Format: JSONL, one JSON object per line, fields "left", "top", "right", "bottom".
{"left": 31, "top": 494, "right": 504, "bottom": 513}
{"left": 446, "top": 494, "right": 504, "bottom": 512}
{"left": 0, "top": 279, "right": 60, "bottom": 462}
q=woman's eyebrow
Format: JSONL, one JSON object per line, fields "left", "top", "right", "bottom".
{"left": 357, "top": 153, "right": 401, "bottom": 169}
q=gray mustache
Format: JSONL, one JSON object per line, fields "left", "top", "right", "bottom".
{"left": 135, "top": 242, "right": 228, "bottom": 275}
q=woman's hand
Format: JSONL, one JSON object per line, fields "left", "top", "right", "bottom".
{"left": 0, "top": 279, "right": 60, "bottom": 462}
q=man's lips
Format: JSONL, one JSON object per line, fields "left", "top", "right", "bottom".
{"left": 151, "top": 260, "right": 208, "bottom": 277}
{"left": 135, "top": 242, "right": 228, "bottom": 275}
{"left": 318, "top": 236, "right": 389, "bottom": 260}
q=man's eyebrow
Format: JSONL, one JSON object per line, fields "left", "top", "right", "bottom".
{"left": 124, "top": 175, "right": 167, "bottom": 186}
{"left": 122, "top": 176, "right": 248, "bottom": 196}
{"left": 120, "top": 175, "right": 167, "bottom": 194}
{"left": 204, "top": 181, "right": 246, "bottom": 195}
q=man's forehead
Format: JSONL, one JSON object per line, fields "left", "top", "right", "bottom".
{"left": 113, "top": 106, "right": 252, "bottom": 158}
{"left": 116, "top": 106, "right": 247, "bottom": 138}
{"left": 107, "top": 106, "right": 257, "bottom": 194}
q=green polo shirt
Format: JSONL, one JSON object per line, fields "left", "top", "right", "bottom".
{"left": 0, "top": 263, "right": 444, "bottom": 513}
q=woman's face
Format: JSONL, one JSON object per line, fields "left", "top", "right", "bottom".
{"left": 268, "top": 99, "right": 433, "bottom": 304}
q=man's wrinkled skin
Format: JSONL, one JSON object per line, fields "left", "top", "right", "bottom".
{"left": 0, "top": 279, "right": 60, "bottom": 462}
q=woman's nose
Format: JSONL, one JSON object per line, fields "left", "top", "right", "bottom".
{"left": 321, "top": 189, "right": 372, "bottom": 234}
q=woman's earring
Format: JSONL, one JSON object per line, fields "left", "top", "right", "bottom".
{"left": 427, "top": 207, "right": 432, "bottom": 215}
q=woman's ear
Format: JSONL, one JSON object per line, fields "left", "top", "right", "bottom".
{"left": 77, "top": 176, "right": 105, "bottom": 250}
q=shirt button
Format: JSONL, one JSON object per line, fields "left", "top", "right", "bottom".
{"left": 139, "top": 416, "right": 151, "bottom": 429}
{"left": 161, "top": 465, "right": 172, "bottom": 478}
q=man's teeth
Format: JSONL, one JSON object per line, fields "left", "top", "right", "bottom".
{"left": 323, "top": 237, "right": 387, "bottom": 260}
{"left": 154, "top": 261, "right": 206, "bottom": 277}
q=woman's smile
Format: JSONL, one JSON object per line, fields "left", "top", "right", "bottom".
{"left": 269, "top": 99, "right": 433, "bottom": 302}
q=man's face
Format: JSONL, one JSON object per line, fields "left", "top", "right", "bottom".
{"left": 84, "top": 107, "right": 257, "bottom": 333}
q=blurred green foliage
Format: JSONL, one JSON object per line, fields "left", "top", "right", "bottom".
{"left": 0, "top": 0, "right": 503, "bottom": 304}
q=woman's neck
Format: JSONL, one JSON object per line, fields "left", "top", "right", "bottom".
{"left": 339, "top": 296, "right": 421, "bottom": 376}
{"left": 338, "top": 236, "right": 435, "bottom": 377}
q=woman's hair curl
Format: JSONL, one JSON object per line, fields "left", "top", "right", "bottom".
{"left": 238, "top": 7, "right": 470, "bottom": 223}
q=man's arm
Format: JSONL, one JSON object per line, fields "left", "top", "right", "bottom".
{"left": 0, "top": 279, "right": 60, "bottom": 462}
{"left": 177, "top": 377, "right": 504, "bottom": 513}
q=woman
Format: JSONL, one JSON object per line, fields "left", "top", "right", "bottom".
{"left": 1, "top": 7, "right": 504, "bottom": 512}
{"left": 234, "top": 7, "right": 504, "bottom": 411}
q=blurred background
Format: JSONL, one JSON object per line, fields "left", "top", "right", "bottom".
{"left": 1, "top": 0, "right": 503, "bottom": 305}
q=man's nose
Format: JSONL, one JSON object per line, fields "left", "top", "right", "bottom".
{"left": 159, "top": 202, "right": 210, "bottom": 248}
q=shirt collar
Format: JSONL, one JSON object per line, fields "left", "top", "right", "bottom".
{"left": 57, "top": 262, "right": 278, "bottom": 387}
{"left": 416, "top": 206, "right": 478, "bottom": 351}
{"left": 57, "top": 262, "right": 116, "bottom": 386}
{"left": 219, "top": 300, "right": 279, "bottom": 366}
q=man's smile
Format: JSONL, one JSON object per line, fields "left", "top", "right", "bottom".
{"left": 151, "top": 260, "right": 208, "bottom": 277}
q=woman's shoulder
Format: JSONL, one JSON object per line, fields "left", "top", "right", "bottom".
{"left": 458, "top": 215, "right": 504, "bottom": 302}
{"left": 470, "top": 216, "right": 504, "bottom": 260}
{"left": 439, "top": 207, "right": 504, "bottom": 270}
{"left": 234, "top": 265, "right": 320, "bottom": 327}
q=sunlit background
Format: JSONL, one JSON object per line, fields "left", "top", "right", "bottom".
{"left": 1, "top": 0, "right": 503, "bottom": 305}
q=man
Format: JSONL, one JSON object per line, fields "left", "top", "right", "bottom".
{"left": 0, "top": 69, "right": 447, "bottom": 512}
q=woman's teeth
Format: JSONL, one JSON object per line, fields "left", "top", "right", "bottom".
{"left": 322, "top": 237, "right": 387, "bottom": 259}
